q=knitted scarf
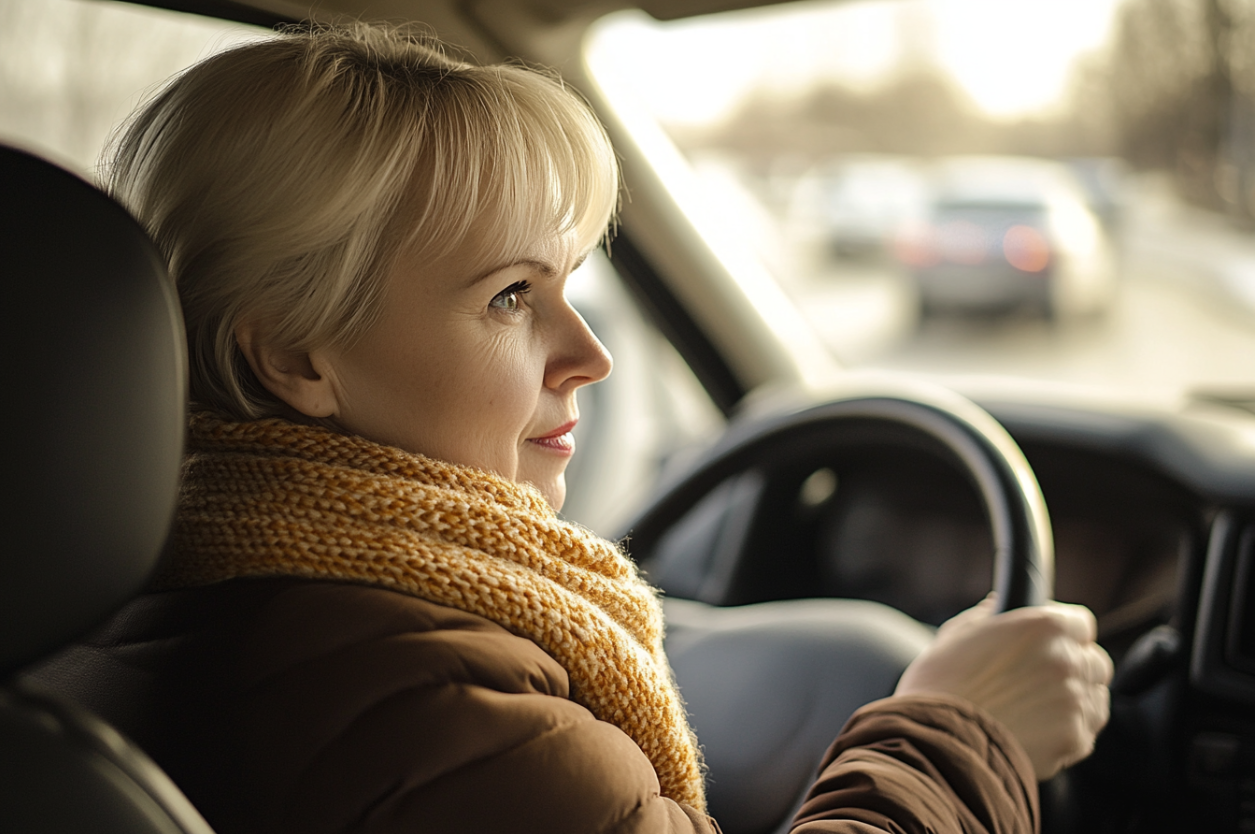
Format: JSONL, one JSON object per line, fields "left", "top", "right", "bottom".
{"left": 157, "top": 412, "right": 706, "bottom": 811}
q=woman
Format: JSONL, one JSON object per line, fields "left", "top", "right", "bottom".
{"left": 36, "top": 22, "right": 1111, "bottom": 834}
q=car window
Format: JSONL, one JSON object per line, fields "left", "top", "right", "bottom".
{"left": 564, "top": 255, "right": 725, "bottom": 531}
{"left": 585, "top": 0, "right": 1255, "bottom": 402}
{"left": 0, "top": 0, "right": 263, "bottom": 174}
{"left": 0, "top": 0, "right": 725, "bottom": 537}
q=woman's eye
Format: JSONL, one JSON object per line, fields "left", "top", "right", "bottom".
{"left": 489, "top": 280, "right": 531, "bottom": 312}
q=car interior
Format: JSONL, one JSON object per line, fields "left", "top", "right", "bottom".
{"left": 0, "top": 144, "right": 208, "bottom": 833}
{"left": 3, "top": 0, "right": 1255, "bottom": 832}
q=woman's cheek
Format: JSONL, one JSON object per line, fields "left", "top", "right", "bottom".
{"left": 478, "top": 329, "right": 544, "bottom": 397}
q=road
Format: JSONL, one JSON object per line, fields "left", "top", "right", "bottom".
{"left": 780, "top": 177, "right": 1255, "bottom": 399}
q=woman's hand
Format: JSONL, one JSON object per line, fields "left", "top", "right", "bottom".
{"left": 895, "top": 594, "right": 1113, "bottom": 780}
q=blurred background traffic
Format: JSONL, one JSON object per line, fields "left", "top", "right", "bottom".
{"left": 587, "top": 0, "right": 1255, "bottom": 400}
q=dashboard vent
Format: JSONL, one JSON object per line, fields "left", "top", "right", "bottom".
{"left": 1193, "top": 515, "right": 1255, "bottom": 701}
{"left": 1226, "top": 526, "right": 1255, "bottom": 675}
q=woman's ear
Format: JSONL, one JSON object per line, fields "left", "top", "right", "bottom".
{"left": 235, "top": 322, "right": 340, "bottom": 418}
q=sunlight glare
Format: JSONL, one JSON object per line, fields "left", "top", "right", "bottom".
{"left": 587, "top": 4, "right": 904, "bottom": 127}
{"left": 932, "top": 0, "right": 1123, "bottom": 118}
{"left": 586, "top": 0, "right": 1126, "bottom": 126}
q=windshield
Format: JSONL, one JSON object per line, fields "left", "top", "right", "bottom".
{"left": 586, "top": 0, "right": 1255, "bottom": 403}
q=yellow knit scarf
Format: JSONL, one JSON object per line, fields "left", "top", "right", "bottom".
{"left": 157, "top": 413, "right": 706, "bottom": 811}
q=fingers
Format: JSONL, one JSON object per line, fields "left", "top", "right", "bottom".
{"left": 1046, "top": 601, "right": 1099, "bottom": 643}
{"left": 997, "top": 600, "right": 1097, "bottom": 642}
{"left": 1053, "top": 668, "right": 1111, "bottom": 775}
{"left": 1085, "top": 642, "right": 1115, "bottom": 686}
{"left": 946, "top": 597, "right": 1096, "bottom": 645}
{"left": 1058, "top": 625, "right": 1112, "bottom": 682}
{"left": 1024, "top": 616, "right": 1112, "bottom": 778}
{"left": 900, "top": 598, "right": 1112, "bottom": 780}
{"left": 1079, "top": 643, "right": 1113, "bottom": 737}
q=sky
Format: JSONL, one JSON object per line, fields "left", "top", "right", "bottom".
{"left": 586, "top": 0, "right": 1127, "bottom": 125}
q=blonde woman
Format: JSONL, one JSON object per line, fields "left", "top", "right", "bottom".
{"left": 35, "top": 23, "right": 1110, "bottom": 834}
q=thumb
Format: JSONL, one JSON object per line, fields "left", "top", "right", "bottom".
{"left": 937, "top": 592, "right": 998, "bottom": 636}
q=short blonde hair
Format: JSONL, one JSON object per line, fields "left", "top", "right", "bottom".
{"left": 106, "top": 22, "right": 619, "bottom": 420}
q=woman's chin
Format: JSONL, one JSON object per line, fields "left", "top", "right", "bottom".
{"left": 541, "top": 476, "right": 566, "bottom": 511}
{"left": 519, "top": 447, "right": 572, "bottom": 510}
{"left": 523, "top": 472, "right": 565, "bottom": 511}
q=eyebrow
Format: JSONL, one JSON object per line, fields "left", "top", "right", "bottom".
{"left": 468, "top": 251, "right": 591, "bottom": 287}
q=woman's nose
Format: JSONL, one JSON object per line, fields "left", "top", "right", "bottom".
{"left": 545, "top": 303, "right": 612, "bottom": 392}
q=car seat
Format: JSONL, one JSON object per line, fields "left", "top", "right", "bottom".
{"left": 0, "top": 143, "right": 214, "bottom": 833}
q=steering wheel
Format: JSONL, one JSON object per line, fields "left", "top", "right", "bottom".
{"left": 619, "top": 379, "right": 1054, "bottom": 611}
{"left": 616, "top": 381, "right": 1055, "bottom": 834}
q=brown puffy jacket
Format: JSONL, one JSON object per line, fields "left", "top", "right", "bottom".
{"left": 29, "top": 578, "right": 1038, "bottom": 834}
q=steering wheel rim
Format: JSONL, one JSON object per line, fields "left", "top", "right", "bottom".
{"left": 619, "top": 381, "right": 1054, "bottom": 611}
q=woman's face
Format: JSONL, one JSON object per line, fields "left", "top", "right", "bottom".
{"left": 316, "top": 227, "right": 612, "bottom": 510}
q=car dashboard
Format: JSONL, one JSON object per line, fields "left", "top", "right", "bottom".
{"left": 636, "top": 391, "right": 1255, "bottom": 833}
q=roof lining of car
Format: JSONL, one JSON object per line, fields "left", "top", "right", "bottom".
{"left": 122, "top": 0, "right": 295, "bottom": 27}
{"left": 572, "top": 0, "right": 805, "bottom": 21}
{"left": 127, "top": 0, "right": 817, "bottom": 26}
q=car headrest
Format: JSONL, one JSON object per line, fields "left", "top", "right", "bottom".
{"left": 0, "top": 145, "right": 186, "bottom": 677}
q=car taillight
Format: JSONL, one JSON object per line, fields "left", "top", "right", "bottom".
{"left": 1003, "top": 225, "right": 1050, "bottom": 272}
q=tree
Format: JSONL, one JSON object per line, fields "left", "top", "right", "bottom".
{"left": 1104, "top": 0, "right": 1255, "bottom": 211}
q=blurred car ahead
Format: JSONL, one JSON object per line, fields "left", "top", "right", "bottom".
{"left": 796, "top": 155, "right": 927, "bottom": 261}
{"left": 895, "top": 156, "right": 1117, "bottom": 320}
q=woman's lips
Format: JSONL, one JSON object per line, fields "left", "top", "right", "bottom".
{"left": 527, "top": 420, "right": 577, "bottom": 455}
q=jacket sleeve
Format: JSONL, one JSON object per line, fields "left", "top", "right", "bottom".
{"left": 791, "top": 695, "right": 1039, "bottom": 834}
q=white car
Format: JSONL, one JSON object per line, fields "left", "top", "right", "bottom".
{"left": 795, "top": 155, "right": 928, "bottom": 261}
